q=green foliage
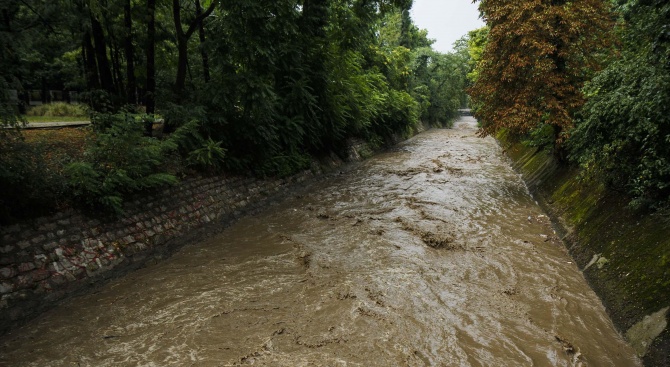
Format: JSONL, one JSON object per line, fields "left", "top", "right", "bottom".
{"left": 1, "top": 0, "right": 473, "bottom": 221}
{"left": 259, "top": 153, "right": 312, "bottom": 178}
{"left": 64, "top": 113, "right": 178, "bottom": 214}
{"left": 569, "top": 0, "right": 670, "bottom": 209}
{"left": 26, "top": 102, "right": 89, "bottom": 117}
{"left": 465, "top": 27, "right": 489, "bottom": 84}
{"left": 570, "top": 58, "right": 670, "bottom": 208}
{"left": 186, "top": 138, "right": 227, "bottom": 173}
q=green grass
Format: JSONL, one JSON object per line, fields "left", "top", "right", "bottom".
{"left": 23, "top": 115, "right": 90, "bottom": 123}
{"left": 26, "top": 102, "right": 89, "bottom": 118}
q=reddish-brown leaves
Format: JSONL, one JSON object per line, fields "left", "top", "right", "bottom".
{"left": 470, "top": 0, "right": 614, "bottom": 142}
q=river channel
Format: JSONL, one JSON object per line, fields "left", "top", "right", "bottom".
{"left": 0, "top": 116, "right": 640, "bottom": 366}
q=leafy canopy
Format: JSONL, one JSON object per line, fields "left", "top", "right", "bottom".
{"left": 469, "top": 0, "right": 614, "bottom": 144}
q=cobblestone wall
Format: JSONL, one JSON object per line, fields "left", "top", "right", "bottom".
{"left": 0, "top": 168, "right": 324, "bottom": 334}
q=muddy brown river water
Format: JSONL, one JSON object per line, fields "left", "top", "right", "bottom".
{"left": 0, "top": 117, "right": 640, "bottom": 366}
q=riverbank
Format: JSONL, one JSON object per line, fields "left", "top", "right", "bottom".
{"left": 0, "top": 121, "right": 430, "bottom": 336}
{"left": 499, "top": 132, "right": 669, "bottom": 366}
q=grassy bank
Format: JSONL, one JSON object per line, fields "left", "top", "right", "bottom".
{"left": 499, "top": 132, "right": 670, "bottom": 366}
{"left": 23, "top": 115, "right": 90, "bottom": 123}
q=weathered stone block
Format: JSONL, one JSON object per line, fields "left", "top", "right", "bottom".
{"left": 59, "top": 258, "right": 73, "bottom": 270}
{"left": 16, "top": 274, "right": 34, "bottom": 289}
{"left": 17, "top": 262, "right": 35, "bottom": 273}
{"left": 57, "top": 219, "right": 71, "bottom": 226}
{"left": 71, "top": 267, "right": 84, "bottom": 277}
{"left": 38, "top": 223, "right": 57, "bottom": 232}
{"left": 33, "top": 254, "right": 47, "bottom": 268}
{"left": 49, "top": 274, "right": 67, "bottom": 286}
{"left": 0, "top": 282, "right": 14, "bottom": 294}
{"left": 17, "top": 241, "right": 31, "bottom": 250}
{"left": 31, "top": 269, "right": 50, "bottom": 282}
{"left": 0, "top": 267, "right": 17, "bottom": 279}
{"left": 35, "top": 280, "right": 52, "bottom": 293}
{"left": 63, "top": 272, "right": 76, "bottom": 281}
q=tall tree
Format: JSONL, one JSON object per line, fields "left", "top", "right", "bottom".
{"left": 172, "top": 0, "right": 216, "bottom": 97}
{"left": 90, "top": 13, "right": 116, "bottom": 94}
{"left": 146, "top": 0, "right": 156, "bottom": 114}
{"left": 195, "top": 0, "right": 210, "bottom": 83}
{"left": 124, "top": 0, "right": 137, "bottom": 104}
{"left": 469, "top": 0, "right": 614, "bottom": 147}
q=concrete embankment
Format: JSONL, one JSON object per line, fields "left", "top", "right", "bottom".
{"left": 499, "top": 132, "right": 670, "bottom": 366}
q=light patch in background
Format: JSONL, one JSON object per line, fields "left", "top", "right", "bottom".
{"left": 410, "top": 0, "right": 485, "bottom": 53}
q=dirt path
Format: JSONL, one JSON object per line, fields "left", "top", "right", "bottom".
{"left": 0, "top": 116, "right": 640, "bottom": 366}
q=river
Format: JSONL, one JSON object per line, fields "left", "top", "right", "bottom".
{"left": 0, "top": 116, "right": 640, "bottom": 366}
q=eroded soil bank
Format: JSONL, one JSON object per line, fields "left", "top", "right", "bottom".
{"left": 0, "top": 117, "right": 640, "bottom": 366}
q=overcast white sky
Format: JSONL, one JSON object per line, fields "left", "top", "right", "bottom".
{"left": 410, "top": 0, "right": 485, "bottom": 53}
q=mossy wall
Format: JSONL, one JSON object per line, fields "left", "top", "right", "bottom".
{"left": 499, "top": 134, "right": 670, "bottom": 367}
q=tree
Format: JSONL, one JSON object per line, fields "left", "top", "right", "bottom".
{"left": 172, "top": 0, "right": 216, "bottom": 98}
{"left": 469, "top": 0, "right": 614, "bottom": 148}
{"left": 124, "top": 0, "right": 137, "bottom": 104}
{"left": 146, "top": 0, "right": 156, "bottom": 114}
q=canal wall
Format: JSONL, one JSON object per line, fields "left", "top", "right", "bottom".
{"left": 500, "top": 132, "right": 669, "bottom": 366}
{"left": 0, "top": 122, "right": 430, "bottom": 336}
{"left": 0, "top": 169, "right": 323, "bottom": 335}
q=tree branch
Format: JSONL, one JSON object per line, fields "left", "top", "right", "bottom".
{"left": 17, "top": 0, "right": 57, "bottom": 34}
{"left": 185, "top": 0, "right": 216, "bottom": 39}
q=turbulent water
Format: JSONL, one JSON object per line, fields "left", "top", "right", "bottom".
{"left": 0, "top": 117, "right": 640, "bottom": 366}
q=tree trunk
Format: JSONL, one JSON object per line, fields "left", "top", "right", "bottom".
{"left": 146, "top": 0, "right": 156, "bottom": 117}
{"left": 173, "top": 0, "right": 217, "bottom": 98}
{"left": 112, "top": 42, "right": 125, "bottom": 94}
{"left": 195, "top": 0, "right": 210, "bottom": 83}
{"left": 173, "top": 0, "right": 187, "bottom": 98}
{"left": 124, "top": 0, "right": 137, "bottom": 104}
{"left": 90, "top": 15, "right": 116, "bottom": 94}
{"left": 41, "top": 76, "right": 48, "bottom": 104}
{"left": 82, "top": 31, "right": 100, "bottom": 90}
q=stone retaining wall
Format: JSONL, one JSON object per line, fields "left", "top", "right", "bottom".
{"left": 0, "top": 120, "right": 432, "bottom": 335}
{"left": 0, "top": 167, "right": 329, "bottom": 334}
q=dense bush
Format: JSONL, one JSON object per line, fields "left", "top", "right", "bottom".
{"left": 64, "top": 113, "right": 178, "bottom": 214}
{"left": 570, "top": 60, "right": 670, "bottom": 208}
{"left": 569, "top": 0, "right": 670, "bottom": 209}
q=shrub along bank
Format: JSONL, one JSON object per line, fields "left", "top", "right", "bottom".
{"left": 500, "top": 132, "right": 670, "bottom": 367}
